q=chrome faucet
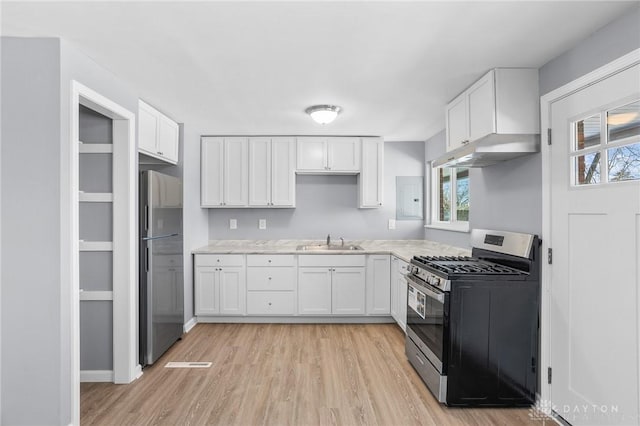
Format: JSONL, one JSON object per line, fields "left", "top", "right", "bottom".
{"left": 340, "top": 237, "right": 345, "bottom": 247}
{"left": 326, "top": 234, "right": 331, "bottom": 246}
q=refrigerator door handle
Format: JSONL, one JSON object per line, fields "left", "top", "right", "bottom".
{"left": 142, "top": 233, "right": 180, "bottom": 241}
{"left": 145, "top": 247, "right": 149, "bottom": 272}
{"left": 144, "top": 205, "right": 149, "bottom": 231}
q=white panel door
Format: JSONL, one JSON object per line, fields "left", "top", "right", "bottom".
{"left": 327, "top": 137, "right": 361, "bottom": 171}
{"left": 271, "top": 137, "right": 295, "bottom": 206}
{"left": 446, "top": 93, "right": 468, "bottom": 151}
{"left": 296, "top": 137, "right": 327, "bottom": 171}
{"left": 157, "top": 113, "right": 179, "bottom": 163}
{"left": 138, "top": 101, "right": 158, "bottom": 154}
{"left": 467, "top": 70, "right": 496, "bottom": 142}
{"left": 201, "top": 137, "right": 224, "bottom": 207}
{"left": 549, "top": 63, "right": 640, "bottom": 425}
{"left": 366, "top": 255, "right": 390, "bottom": 315}
{"left": 248, "top": 137, "right": 271, "bottom": 206}
{"left": 298, "top": 268, "right": 332, "bottom": 315}
{"left": 219, "top": 267, "right": 246, "bottom": 315}
{"left": 332, "top": 267, "right": 365, "bottom": 315}
{"left": 223, "top": 138, "right": 248, "bottom": 207}
{"left": 194, "top": 267, "right": 219, "bottom": 315}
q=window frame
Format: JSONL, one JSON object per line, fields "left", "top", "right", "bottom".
{"left": 425, "top": 162, "right": 470, "bottom": 233}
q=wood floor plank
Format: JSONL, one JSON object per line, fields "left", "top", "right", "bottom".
{"left": 81, "top": 323, "right": 537, "bottom": 426}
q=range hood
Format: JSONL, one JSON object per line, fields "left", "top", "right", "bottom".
{"left": 432, "top": 133, "right": 540, "bottom": 168}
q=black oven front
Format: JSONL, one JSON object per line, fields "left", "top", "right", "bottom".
{"left": 405, "top": 273, "right": 449, "bottom": 402}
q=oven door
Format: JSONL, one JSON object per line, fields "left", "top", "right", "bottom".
{"left": 406, "top": 274, "right": 449, "bottom": 374}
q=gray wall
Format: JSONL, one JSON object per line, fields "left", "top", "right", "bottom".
{"left": 539, "top": 4, "right": 640, "bottom": 96}
{"left": 208, "top": 141, "right": 425, "bottom": 240}
{"left": 422, "top": 129, "right": 541, "bottom": 249}
{"left": 1, "top": 37, "right": 63, "bottom": 425}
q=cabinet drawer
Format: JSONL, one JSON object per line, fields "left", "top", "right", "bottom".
{"left": 298, "top": 255, "right": 365, "bottom": 267}
{"left": 247, "top": 267, "right": 296, "bottom": 291}
{"left": 195, "top": 254, "right": 244, "bottom": 267}
{"left": 246, "top": 254, "right": 295, "bottom": 267}
{"left": 247, "top": 291, "right": 295, "bottom": 315}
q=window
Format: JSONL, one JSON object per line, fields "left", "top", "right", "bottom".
{"left": 573, "top": 99, "right": 640, "bottom": 186}
{"left": 428, "top": 165, "right": 470, "bottom": 231}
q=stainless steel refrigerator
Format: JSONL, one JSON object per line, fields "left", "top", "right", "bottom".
{"left": 139, "top": 170, "right": 184, "bottom": 367}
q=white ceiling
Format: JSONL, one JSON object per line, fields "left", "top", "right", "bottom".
{"left": 1, "top": 1, "right": 635, "bottom": 141}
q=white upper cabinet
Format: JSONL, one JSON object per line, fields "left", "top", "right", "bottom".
{"left": 138, "top": 100, "right": 179, "bottom": 164}
{"left": 445, "top": 68, "right": 539, "bottom": 152}
{"left": 201, "top": 137, "right": 248, "bottom": 207}
{"left": 296, "top": 137, "right": 361, "bottom": 173}
{"left": 359, "top": 137, "right": 384, "bottom": 208}
{"left": 249, "top": 137, "right": 295, "bottom": 207}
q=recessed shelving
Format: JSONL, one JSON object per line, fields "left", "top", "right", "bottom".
{"left": 79, "top": 142, "right": 113, "bottom": 154}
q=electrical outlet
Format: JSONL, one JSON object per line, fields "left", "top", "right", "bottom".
{"left": 259, "top": 219, "right": 267, "bottom": 230}
{"left": 388, "top": 219, "right": 396, "bottom": 230}
{"left": 229, "top": 219, "right": 237, "bottom": 230}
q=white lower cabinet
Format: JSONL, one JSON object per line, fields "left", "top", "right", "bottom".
{"left": 246, "top": 255, "right": 296, "bottom": 315}
{"left": 366, "top": 255, "right": 391, "bottom": 315}
{"left": 298, "top": 268, "right": 332, "bottom": 315}
{"left": 298, "top": 255, "right": 366, "bottom": 315}
{"left": 391, "top": 256, "right": 409, "bottom": 332}
{"left": 194, "top": 255, "right": 246, "bottom": 316}
{"left": 332, "top": 268, "right": 366, "bottom": 315}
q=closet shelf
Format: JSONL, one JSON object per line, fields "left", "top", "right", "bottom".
{"left": 79, "top": 241, "right": 113, "bottom": 252}
{"left": 79, "top": 142, "right": 113, "bottom": 154}
{"left": 79, "top": 192, "right": 113, "bottom": 202}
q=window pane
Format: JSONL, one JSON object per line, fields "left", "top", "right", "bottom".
{"left": 608, "top": 100, "right": 640, "bottom": 143}
{"left": 574, "top": 152, "right": 601, "bottom": 185}
{"left": 455, "top": 168, "right": 469, "bottom": 222}
{"left": 608, "top": 142, "right": 640, "bottom": 182}
{"left": 575, "top": 114, "right": 601, "bottom": 151}
{"left": 438, "top": 168, "right": 451, "bottom": 221}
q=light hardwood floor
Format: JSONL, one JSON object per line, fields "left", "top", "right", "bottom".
{"left": 81, "top": 323, "right": 538, "bottom": 425}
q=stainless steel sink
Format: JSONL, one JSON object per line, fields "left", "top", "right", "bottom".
{"left": 296, "top": 244, "right": 363, "bottom": 251}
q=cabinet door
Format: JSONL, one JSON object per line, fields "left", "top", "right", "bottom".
{"left": 271, "top": 137, "right": 295, "bottom": 206}
{"left": 446, "top": 93, "right": 468, "bottom": 152}
{"left": 223, "top": 138, "right": 248, "bottom": 207}
{"left": 327, "top": 137, "right": 361, "bottom": 171}
{"left": 195, "top": 266, "right": 219, "bottom": 315}
{"left": 332, "top": 267, "right": 366, "bottom": 315}
{"left": 248, "top": 138, "right": 271, "bottom": 206}
{"left": 201, "top": 137, "right": 224, "bottom": 207}
{"left": 366, "top": 255, "right": 390, "bottom": 315}
{"left": 390, "top": 258, "right": 399, "bottom": 322}
{"left": 468, "top": 70, "right": 496, "bottom": 142}
{"left": 359, "top": 138, "right": 384, "bottom": 208}
{"left": 157, "top": 113, "right": 179, "bottom": 164}
{"left": 298, "top": 268, "right": 332, "bottom": 315}
{"left": 138, "top": 101, "right": 158, "bottom": 154}
{"left": 219, "top": 266, "right": 246, "bottom": 315}
{"left": 296, "top": 137, "right": 327, "bottom": 171}
{"left": 397, "top": 259, "right": 409, "bottom": 333}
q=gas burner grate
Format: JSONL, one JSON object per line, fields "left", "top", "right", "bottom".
{"left": 412, "top": 255, "right": 524, "bottom": 276}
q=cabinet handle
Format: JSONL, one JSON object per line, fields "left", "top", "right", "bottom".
{"left": 461, "top": 139, "right": 469, "bottom": 145}
{"left": 268, "top": 302, "right": 272, "bottom": 306}
{"left": 268, "top": 277, "right": 272, "bottom": 280}
{"left": 268, "top": 259, "right": 272, "bottom": 263}
{"left": 379, "top": 202, "right": 382, "bottom": 206}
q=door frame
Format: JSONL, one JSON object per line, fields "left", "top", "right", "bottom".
{"left": 540, "top": 48, "right": 640, "bottom": 410}
{"left": 68, "top": 81, "right": 140, "bottom": 425}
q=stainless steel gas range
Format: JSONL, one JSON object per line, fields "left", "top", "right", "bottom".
{"left": 405, "top": 229, "right": 540, "bottom": 406}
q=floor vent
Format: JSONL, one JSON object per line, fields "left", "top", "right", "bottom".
{"left": 165, "top": 361, "right": 212, "bottom": 368}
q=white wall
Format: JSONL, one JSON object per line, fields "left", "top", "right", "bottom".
{"left": 207, "top": 141, "right": 425, "bottom": 240}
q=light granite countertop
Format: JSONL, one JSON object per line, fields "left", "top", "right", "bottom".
{"left": 192, "top": 239, "right": 470, "bottom": 263}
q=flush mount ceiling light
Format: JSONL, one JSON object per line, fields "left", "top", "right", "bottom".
{"left": 305, "top": 105, "right": 342, "bottom": 125}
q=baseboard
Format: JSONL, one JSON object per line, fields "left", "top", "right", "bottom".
{"left": 184, "top": 317, "right": 198, "bottom": 333}
{"left": 133, "top": 364, "right": 143, "bottom": 380}
{"left": 196, "top": 316, "right": 395, "bottom": 324}
{"left": 80, "top": 370, "right": 114, "bottom": 383}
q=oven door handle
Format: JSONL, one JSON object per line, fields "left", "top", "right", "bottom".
{"left": 405, "top": 274, "right": 445, "bottom": 303}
